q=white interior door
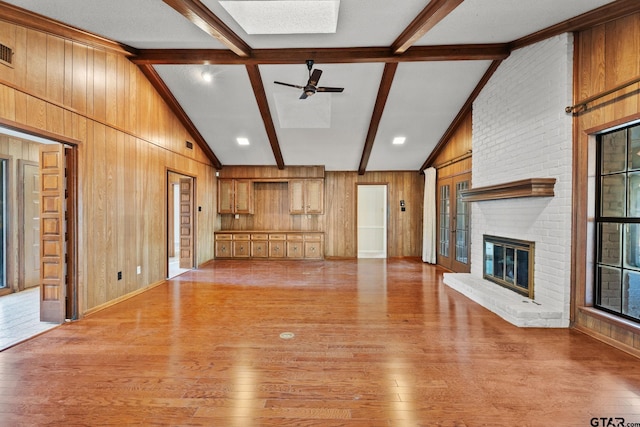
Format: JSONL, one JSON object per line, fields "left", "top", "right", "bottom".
{"left": 357, "top": 185, "right": 387, "bottom": 258}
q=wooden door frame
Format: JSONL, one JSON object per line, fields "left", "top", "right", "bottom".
{"left": 0, "top": 154, "right": 13, "bottom": 297}
{"left": 0, "top": 120, "right": 79, "bottom": 321}
{"left": 166, "top": 169, "right": 196, "bottom": 276}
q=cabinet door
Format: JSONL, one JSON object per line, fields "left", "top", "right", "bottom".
{"left": 289, "top": 179, "right": 305, "bottom": 214}
{"left": 287, "top": 240, "right": 304, "bottom": 258}
{"left": 269, "top": 241, "right": 285, "bottom": 258}
{"left": 305, "top": 179, "right": 324, "bottom": 214}
{"left": 215, "top": 240, "right": 232, "bottom": 258}
{"left": 217, "top": 179, "right": 234, "bottom": 213}
{"left": 304, "top": 241, "right": 323, "bottom": 259}
{"left": 251, "top": 241, "right": 268, "bottom": 258}
{"left": 234, "top": 180, "right": 253, "bottom": 214}
{"left": 233, "top": 240, "right": 250, "bottom": 258}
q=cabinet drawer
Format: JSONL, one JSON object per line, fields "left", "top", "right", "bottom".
{"left": 287, "top": 234, "right": 303, "bottom": 241}
{"left": 251, "top": 233, "right": 269, "bottom": 240}
{"left": 215, "top": 234, "right": 232, "bottom": 241}
{"left": 233, "top": 234, "right": 251, "bottom": 240}
{"left": 269, "top": 234, "right": 287, "bottom": 240}
{"left": 304, "top": 233, "right": 322, "bottom": 241}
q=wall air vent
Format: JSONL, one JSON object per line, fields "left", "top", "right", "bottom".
{"left": 0, "top": 43, "right": 13, "bottom": 67}
{"left": 186, "top": 141, "right": 193, "bottom": 150}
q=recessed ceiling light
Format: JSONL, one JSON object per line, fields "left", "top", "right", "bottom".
{"left": 392, "top": 137, "right": 406, "bottom": 145}
{"left": 237, "top": 137, "right": 250, "bottom": 146}
{"left": 219, "top": 1, "right": 340, "bottom": 35}
{"left": 201, "top": 69, "right": 214, "bottom": 83}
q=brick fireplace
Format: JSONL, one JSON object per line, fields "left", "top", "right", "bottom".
{"left": 441, "top": 33, "right": 574, "bottom": 328}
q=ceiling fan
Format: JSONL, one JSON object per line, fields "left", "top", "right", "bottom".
{"left": 274, "top": 60, "right": 344, "bottom": 99}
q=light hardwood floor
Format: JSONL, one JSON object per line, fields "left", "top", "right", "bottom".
{"left": 0, "top": 286, "right": 58, "bottom": 351}
{"left": 1, "top": 258, "right": 639, "bottom": 426}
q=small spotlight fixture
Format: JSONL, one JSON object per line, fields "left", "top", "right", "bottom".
{"left": 392, "top": 136, "right": 406, "bottom": 145}
{"left": 237, "top": 137, "right": 250, "bottom": 146}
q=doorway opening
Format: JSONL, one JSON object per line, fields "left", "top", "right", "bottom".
{"left": 357, "top": 184, "right": 388, "bottom": 258}
{"left": 0, "top": 124, "right": 78, "bottom": 348}
{"left": 167, "top": 171, "right": 195, "bottom": 278}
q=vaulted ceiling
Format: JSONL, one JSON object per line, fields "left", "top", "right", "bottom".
{"left": 2, "top": 0, "right": 636, "bottom": 173}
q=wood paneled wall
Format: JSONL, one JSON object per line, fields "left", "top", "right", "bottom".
{"left": 0, "top": 19, "right": 216, "bottom": 314}
{"left": 221, "top": 169, "right": 424, "bottom": 258}
{"left": 573, "top": 13, "right": 640, "bottom": 356}
{"left": 431, "top": 111, "right": 472, "bottom": 179}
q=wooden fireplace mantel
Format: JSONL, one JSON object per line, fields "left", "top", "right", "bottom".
{"left": 459, "top": 178, "right": 556, "bottom": 202}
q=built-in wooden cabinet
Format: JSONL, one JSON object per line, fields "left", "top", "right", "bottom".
{"left": 215, "top": 231, "right": 324, "bottom": 259}
{"left": 217, "top": 179, "right": 253, "bottom": 214}
{"left": 289, "top": 179, "right": 324, "bottom": 214}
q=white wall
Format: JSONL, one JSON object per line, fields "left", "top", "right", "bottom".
{"left": 470, "top": 33, "right": 574, "bottom": 317}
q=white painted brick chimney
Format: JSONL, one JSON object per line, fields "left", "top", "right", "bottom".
{"left": 444, "top": 33, "right": 573, "bottom": 327}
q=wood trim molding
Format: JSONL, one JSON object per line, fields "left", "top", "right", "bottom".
{"left": 392, "top": 0, "right": 465, "bottom": 54}
{"left": 0, "top": 2, "right": 137, "bottom": 57}
{"left": 358, "top": 62, "right": 398, "bottom": 175}
{"left": 131, "top": 44, "right": 511, "bottom": 65}
{"left": 0, "top": 116, "right": 81, "bottom": 146}
{"left": 459, "top": 178, "right": 556, "bottom": 202}
{"left": 245, "top": 64, "right": 285, "bottom": 169}
{"left": 510, "top": 0, "right": 640, "bottom": 51}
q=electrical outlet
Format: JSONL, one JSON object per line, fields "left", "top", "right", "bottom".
{"left": 117, "top": 271, "right": 122, "bottom": 280}
{"left": 137, "top": 266, "right": 141, "bottom": 275}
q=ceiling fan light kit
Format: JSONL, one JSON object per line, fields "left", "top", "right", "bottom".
{"left": 274, "top": 59, "right": 344, "bottom": 100}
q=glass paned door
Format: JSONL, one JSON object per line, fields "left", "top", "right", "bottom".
{"left": 436, "top": 173, "right": 471, "bottom": 273}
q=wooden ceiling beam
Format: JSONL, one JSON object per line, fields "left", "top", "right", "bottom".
{"left": 137, "top": 64, "right": 223, "bottom": 169}
{"left": 510, "top": 0, "right": 640, "bottom": 50}
{"left": 131, "top": 44, "right": 510, "bottom": 65}
{"left": 245, "top": 65, "right": 285, "bottom": 170}
{"left": 162, "top": 0, "right": 251, "bottom": 57}
{"left": 392, "top": 0, "right": 465, "bottom": 54}
{"left": 358, "top": 63, "right": 398, "bottom": 175}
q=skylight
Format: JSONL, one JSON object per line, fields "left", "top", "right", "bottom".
{"left": 218, "top": 1, "right": 340, "bottom": 35}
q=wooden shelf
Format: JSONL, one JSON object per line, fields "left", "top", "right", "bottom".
{"left": 460, "top": 178, "right": 556, "bottom": 202}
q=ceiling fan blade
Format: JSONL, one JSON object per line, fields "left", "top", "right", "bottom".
{"left": 308, "top": 69, "right": 323, "bottom": 86}
{"left": 317, "top": 87, "right": 344, "bottom": 93}
{"left": 274, "top": 81, "right": 304, "bottom": 89}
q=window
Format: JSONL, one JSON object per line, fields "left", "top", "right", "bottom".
{"left": 595, "top": 123, "right": 640, "bottom": 322}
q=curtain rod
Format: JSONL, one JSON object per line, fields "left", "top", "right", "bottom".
{"left": 566, "top": 75, "right": 640, "bottom": 114}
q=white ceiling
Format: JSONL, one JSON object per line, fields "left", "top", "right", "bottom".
{"left": 1, "top": 0, "right": 618, "bottom": 171}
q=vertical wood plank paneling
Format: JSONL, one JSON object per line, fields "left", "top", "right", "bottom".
{"left": 92, "top": 49, "right": 106, "bottom": 122}
{"left": 72, "top": 43, "right": 87, "bottom": 115}
{"left": 0, "top": 20, "right": 217, "bottom": 313}
{"left": 105, "top": 52, "right": 117, "bottom": 126}
{"left": 573, "top": 12, "right": 640, "bottom": 355}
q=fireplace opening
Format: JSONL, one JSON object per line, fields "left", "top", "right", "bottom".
{"left": 483, "top": 235, "right": 535, "bottom": 298}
